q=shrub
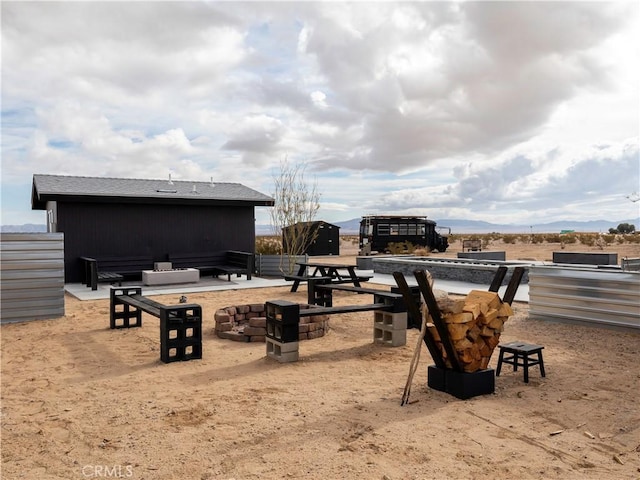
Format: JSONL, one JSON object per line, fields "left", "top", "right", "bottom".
{"left": 544, "top": 234, "right": 562, "bottom": 243}
{"left": 561, "top": 234, "right": 577, "bottom": 244}
{"left": 625, "top": 234, "right": 640, "bottom": 244}
{"left": 601, "top": 234, "right": 616, "bottom": 245}
{"left": 531, "top": 234, "right": 544, "bottom": 244}
{"left": 255, "top": 236, "right": 282, "bottom": 255}
{"left": 387, "top": 241, "right": 416, "bottom": 254}
{"left": 577, "top": 234, "right": 596, "bottom": 246}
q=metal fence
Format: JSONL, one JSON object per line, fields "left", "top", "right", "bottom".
{"left": 1, "top": 233, "right": 65, "bottom": 324}
{"left": 255, "top": 254, "right": 308, "bottom": 277}
{"left": 529, "top": 265, "right": 640, "bottom": 331}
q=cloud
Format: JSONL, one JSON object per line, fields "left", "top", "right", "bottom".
{"left": 1, "top": 1, "right": 638, "bottom": 226}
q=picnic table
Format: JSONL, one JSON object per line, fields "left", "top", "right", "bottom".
{"left": 285, "top": 261, "right": 372, "bottom": 292}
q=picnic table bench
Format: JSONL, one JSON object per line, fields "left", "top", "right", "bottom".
{"left": 110, "top": 287, "right": 202, "bottom": 363}
{"left": 81, "top": 255, "right": 154, "bottom": 290}
{"left": 168, "top": 250, "right": 253, "bottom": 281}
{"left": 285, "top": 262, "right": 373, "bottom": 292}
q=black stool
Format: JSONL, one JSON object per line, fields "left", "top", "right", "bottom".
{"left": 496, "top": 342, "right": 545, "bottom": 383}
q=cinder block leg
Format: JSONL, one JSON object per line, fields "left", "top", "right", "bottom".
{"left": 266, "top": 338, "right": 299, "bottom": 363}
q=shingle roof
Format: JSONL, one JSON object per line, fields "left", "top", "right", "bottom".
{"left": 32, "top": 174, "right": 274, "bottom": 209}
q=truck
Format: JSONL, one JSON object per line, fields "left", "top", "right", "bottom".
{"left": 358, "top": 215, "right": 449, "bottom": 255}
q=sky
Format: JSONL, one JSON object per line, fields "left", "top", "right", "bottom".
{"left": 2, "top": 1, "right": 639, "bottom": 227}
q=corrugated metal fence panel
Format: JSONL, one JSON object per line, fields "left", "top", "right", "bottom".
{"left": 529, "top": 266, "right": 640, "bottom": 331}
{"left": 1, "top": 233, "right": 65, "bottom": 323}
{"left": 256, "top": 254, "right": 308, "bottom": 276}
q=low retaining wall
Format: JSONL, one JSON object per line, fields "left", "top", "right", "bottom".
{"left": 372, "top": 256, "right": 531, "bottom": 284}
{"left": 552, "top": 252, "right": 618, "bottom": 266}
{"left": 457, "top": 251, "right": 506, "bottom": 261}
{"left": 214, "top": 303, "right": 330, "bottom": 342}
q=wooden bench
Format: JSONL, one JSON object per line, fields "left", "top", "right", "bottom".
{"left": 109, "top": 287, "right": 202, "bottom": 363}
{"left": 283, "top": 275, "right": 332, "bottom": 292}
{"left": 168, "top": 250, "right": 254, "bottom": 281}
{"left": 299, "top": 302, "right": 395, "bottom": 316}
{"left": 264, "top": 290, "right": 409, "bottom": 361}
{"left": 286, "top": 274, "right": 373, "bottom": 287}
{"left": 308, "top": 283, "right": 404, "bottom": 309}
{"left": 212, "top": 250, "right": 254, "bottom": 281}
{"left": 462, "top": 239, "right": 482, "bottom": 252}
{"left": 81, "top": 256, "right": 154, "bottom": 290}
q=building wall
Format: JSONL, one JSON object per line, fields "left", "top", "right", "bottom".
{"left": 0, "top": 233, "right": 65, "bottom": 323}
{"left": 58, "top": 202, "right": 256, "bottom": 282}
{"left": 307, "top": 223, "right": 340, "bottom": 256}
{"left": 283, "top": 222, "right": 340, "bottom": 256}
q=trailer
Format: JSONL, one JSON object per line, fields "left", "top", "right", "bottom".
{"left": 358, "top": 215, "right": 449, "bottom": 255}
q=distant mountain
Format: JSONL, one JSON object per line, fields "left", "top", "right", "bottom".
{"left": 1, "top": 223, "right": 47, "bottom": 233}
{"left": 438, "top": 218, "right": 640, "bottom": 234}
{"left": 331, "top": 217, "right": 640, "bottom": 234}
{"left": 6, "top": 217, "right": 638, "bottom": 235}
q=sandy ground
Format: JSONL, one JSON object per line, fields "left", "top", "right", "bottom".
{"left": 1, "top": 239, "right": 639, "bottom": 480}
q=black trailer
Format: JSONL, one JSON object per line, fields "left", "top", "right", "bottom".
{"left": 358, "top": 215, "right": 449, "bottom": 254}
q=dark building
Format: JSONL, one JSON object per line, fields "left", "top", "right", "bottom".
{"left": 31, "top": 174, "right": 274, "bottom": 282}
{"left": 283, "top": 221, "right": 340, "bottom": 256}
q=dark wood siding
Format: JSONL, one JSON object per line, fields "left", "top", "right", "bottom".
{"left": 307, "top": 222, "right": 340, "bottom": 256}
{"left": 59, "top": 202, "right": 256, "bottom": 282}
{"left": 284, "top": 221, "right": 340, "bottom": 256}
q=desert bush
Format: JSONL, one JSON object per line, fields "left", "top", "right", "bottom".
{"left": 502, "top": 234, "right": 519, "bottom": 244}
{"left": 601, "top": 234, "right": 616, "bottom": 245}
{"left": 544, "top": 234, "right": 562, "bottom": 243}
{"left": 413, "top": 247, "right": 430, "bottom": 256}
{"left": 561, "top": 234, "right": 578, "bottom": 244}
{"left": 578, "top": 234, "right": 596, "bottom": 247}
{"left": 625, "top": 233, "right": 640, "bottom": 244}
{"left": 387, "top": 241, "right": 416, "bottom": 254}
{"left": 531, "top": 234, "right": 544, "bottom": 244}
{"left": 255, "top": 236, "right": 282, "bottom": 255}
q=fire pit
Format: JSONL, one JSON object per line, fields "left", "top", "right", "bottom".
{"left": 142, "top": 268, "right": 199, "bottom": 286}
{"left": 214, "top": 303, "right": 329, "bottom": 342}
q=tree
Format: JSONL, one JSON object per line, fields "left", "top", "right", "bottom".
{"left": 609, "top": 223, "right": 636, "bottom": 234}
{"left": 617, "top": 223, "right": 636, "bottom": 234}
{"left": 270, "top": 159, "right": 321, "bottom": 274}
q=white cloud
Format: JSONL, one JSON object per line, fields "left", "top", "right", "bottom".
{"left": 1, "top": 1, "right": 638, "bottom": 226}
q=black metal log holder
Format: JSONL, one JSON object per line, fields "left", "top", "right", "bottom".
{"left": 392, "top": 267, "right": 525, "bottom": 400}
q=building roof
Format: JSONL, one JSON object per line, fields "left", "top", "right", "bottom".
{"left": 31, "top": 174, "right": 274, "bottom": 209}
{"left": 284, "top": 220, "right": 340, "bottom": 229}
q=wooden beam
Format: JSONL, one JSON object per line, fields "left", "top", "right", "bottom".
{"left": 503, "top": 267, "right": 525, "bottom": 305}
{"left": 392, "top": 272, "right": 446, "bottom": 369}
{"left": 488, "top": 266, "right": 508, "bottom": 292}
{"left": 413, "top": 269, "right": 463, "bottom": 372}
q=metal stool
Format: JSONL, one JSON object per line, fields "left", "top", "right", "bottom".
{"left": 496, "top": 342, "right": 545, "bottom": 383}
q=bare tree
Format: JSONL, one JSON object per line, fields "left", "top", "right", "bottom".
{"left": 270, "top": 159, "right": 321, "bottom": 274}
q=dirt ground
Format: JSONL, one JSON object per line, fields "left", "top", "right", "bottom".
{"left": 1, "top": 239, "right": 639, "bottom": 480}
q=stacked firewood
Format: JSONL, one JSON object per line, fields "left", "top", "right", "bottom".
{"left": 425, "top": 290, "right": 513, "bottom": 373}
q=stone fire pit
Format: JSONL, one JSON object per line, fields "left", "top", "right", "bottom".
{"left": 214, "top": 303, "right": 330, "bottom": 342}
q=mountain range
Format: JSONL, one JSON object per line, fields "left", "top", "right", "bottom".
{"left": 3, "top": 217, "right": 638, "bottom": 235}
{"left": 258, "top": 217, "right": 639, "bottom": 235}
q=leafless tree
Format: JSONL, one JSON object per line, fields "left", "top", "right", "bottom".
{"left": 270, "top": 159, "right": 321, "bottom": 274}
